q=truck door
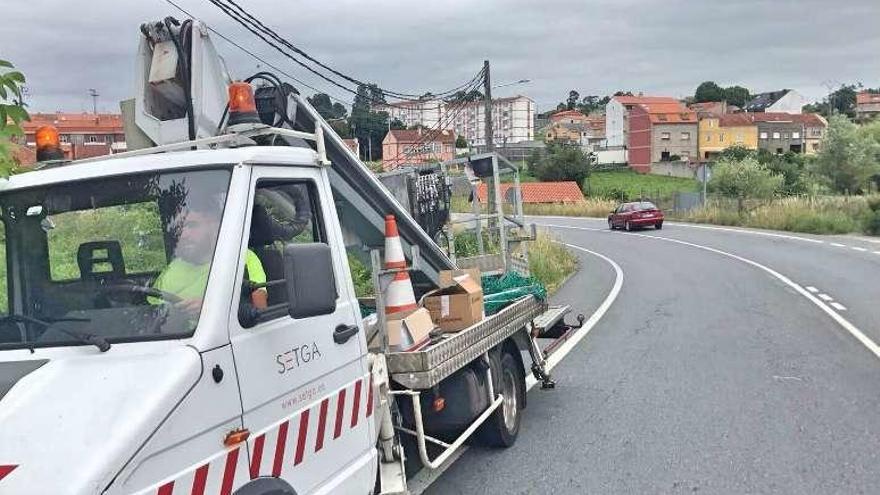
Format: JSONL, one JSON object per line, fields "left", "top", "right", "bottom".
{"left": 229, "top": 165, "right": 375, "bottom": 494}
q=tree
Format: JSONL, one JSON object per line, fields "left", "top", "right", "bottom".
{"left": 350, "top": 83, "right": 389, "bottom": 160}
{"left": 455, "top": 135, "right": 468, "bottom": 148}
{"left": 530, "top": 143, "right": 590, "bottom": 185}
{"left": 709, "top": 157, "right": 783, "bottom": 213}
{"left": 566, "top": 90, "right": 580, "bottom": 110}
{"left": 0, "top": 59, "right": 29, "bottom": 176}
{"left": 723, "top": 86, "right": 751, "bottom": 107}
{"left": 694, "top": 81, "right": 725, "bottom": 102}
{"left": 812, "top": 115, "right": 880, "bottom": 193}
{"left": 307, "top": 93, "right": 347, "bottom": 120}
{"left": 389, "top": 118, "right": 406, "bottom": 130}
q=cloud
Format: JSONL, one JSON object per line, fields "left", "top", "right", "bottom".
{"left": 2, "top": 0, "right": 878, "bottom": 113}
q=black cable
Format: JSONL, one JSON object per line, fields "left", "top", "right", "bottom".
{"left": 163, "top": 17, "right": 197, "bottom": 141}
{"left": 164, "top": 0, "right": 354, "bottom": 108}
{"left": 211, "top": 0, "right": 478, "bottom": 100}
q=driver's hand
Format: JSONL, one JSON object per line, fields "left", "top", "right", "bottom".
{"left": 176, "top": 298, "right": 203, "bottom": 315}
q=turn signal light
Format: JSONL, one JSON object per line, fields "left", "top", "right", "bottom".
{"left": 223, "top": 428, "right": 250, "bottom": 447}
{"left": 227, "top": 82, "right": 260, "bottom": 126}
{"left": 35, "top": 125, "right": 64, "bottom": 162}
{"left": 432, "top": 397, "right": 446, "bottom": 412}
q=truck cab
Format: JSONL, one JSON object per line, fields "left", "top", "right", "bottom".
{"left": 0, "top": 145, "right": 378, "bottom": 494}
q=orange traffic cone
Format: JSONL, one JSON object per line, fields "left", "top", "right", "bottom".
{"left": 383, "top": 215, "right": 417, "bottom": 315}
{"left": 384, "top": 215, "right": 406, "bottom": 269}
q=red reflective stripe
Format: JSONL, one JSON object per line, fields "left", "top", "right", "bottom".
{"left": 220, "top": 448, "right": 239, "bottom": 495}
{"left": 272, "top": 421, "right": 289, "bottom": 477}
{"left": 191, "top": 464, "right": 209, "bottom": 495}
{"left": 350, "top": 379, "right": 363, "bottom": 428}
{"left": 294, "top": 409, "right": 310, "bottom": 466}
{"left": 0, "top": 465, "right": 17, "bottom": 482}
{"left": 315, "top": 398, "right": 329, "bottom": 452}
{"left": 366, "top": 375, "right": 374, "bottom": 418}
{"left": 333, "top": 388, "right": 347, "bottom": 439}
{"left": 385, "top": 302, "right": 418, "bottom": 314}
{"left": 249, "top": 434, "right": 265, "bottom": 479}
{"left": 157, "top": 481, "right": 174, "bottom": 495}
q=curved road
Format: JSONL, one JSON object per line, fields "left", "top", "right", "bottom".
{"left": 426, "top": 217, "right": 880, "bottom": 494}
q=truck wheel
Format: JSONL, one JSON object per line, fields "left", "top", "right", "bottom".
{"left": 476, "top": 351, "right": 523, "bottom": 448}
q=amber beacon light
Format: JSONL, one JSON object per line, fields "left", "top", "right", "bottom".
{"left": 35, "top": 125, "right": 64, "bottom": 162}
{"left": 227, "top": 81, "right": 260, "bottom": 126}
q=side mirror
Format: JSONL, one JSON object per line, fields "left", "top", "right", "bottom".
{"left": 283, "top": 243, "right": 337, "bottom": 318}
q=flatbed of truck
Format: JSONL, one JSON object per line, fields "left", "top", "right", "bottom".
{"left": 385, "top": 296, "right": 551, "bottom": 389}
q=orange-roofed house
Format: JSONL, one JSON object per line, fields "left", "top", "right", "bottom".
{"left": 476, "top": 181, "right": 585, "bottom": 204}
{"left": 549, "top": 109, "right": 587, "bottom": 124}
{"left": 856, "top": 91, "right": 880, "bottom": 121}
{"left": 605, "top": 95, "right": 681, "bottom": 149}
{"left": 20, "top": 112, "right": 126, "bottom": 161}
{"left": 628, "top": 102, "right": 698, "bottom": 172}
{"left": 698, "top": 113, "right": 758, "bottom": 160}
{"left": 381, "top": 128, "right": 455, "bottom": 170}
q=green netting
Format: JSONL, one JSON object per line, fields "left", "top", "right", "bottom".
{"left": 482, "top": 272, "right": 547, "bottom": 315}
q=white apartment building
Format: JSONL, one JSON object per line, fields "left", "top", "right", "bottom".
{"left": 374, "top": 95, "right": 534, "bottom": 147}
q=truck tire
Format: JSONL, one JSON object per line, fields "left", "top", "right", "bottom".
{"left": 475, "top": 350, "right": 524, "bottom": 448}
{"left": 233, "top": 477, "right": 297, "bottom": 495}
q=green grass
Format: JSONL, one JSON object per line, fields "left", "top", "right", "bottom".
{"left": 584, "top": 170, "right": 699, "bottom": 200}
{"left": 675, "top": 195, "right": 876, "bottom": 235}
{"left": 527, "top": 231, "right": 577, "bottom": 294}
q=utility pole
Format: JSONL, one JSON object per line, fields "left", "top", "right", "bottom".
{"left": 88, "top": 88, "right": 99, "bottom": 114}
{"left": 482, "top": 60, "right": 498, "bottom": 235}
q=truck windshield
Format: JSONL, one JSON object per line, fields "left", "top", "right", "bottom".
{"left": 0, "top": 168, "right": 231, "bottom": 350}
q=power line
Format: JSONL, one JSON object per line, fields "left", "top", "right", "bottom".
{"left": 209, "top": 0, "right": 480, "bottom": 100}
{"left": 162, "top": 0, "right": 353, "bottom": 107}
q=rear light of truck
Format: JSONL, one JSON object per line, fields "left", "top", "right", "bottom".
{"left": 35, "top": 125, "right": 64, "bottom": 162}
{"left": 227, "top": 81, "right": 260, "bottom": 126}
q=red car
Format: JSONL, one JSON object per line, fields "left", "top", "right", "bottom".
{"left": 608, "top": 201, "right": 664, "bottom": 230}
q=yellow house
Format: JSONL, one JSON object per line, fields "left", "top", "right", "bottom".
{"left": 698, "top": 114, "right": 758, "bottom": 160}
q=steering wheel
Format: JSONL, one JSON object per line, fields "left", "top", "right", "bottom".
{"left": 99, "top": 283, "right": 183, "bottom": 304}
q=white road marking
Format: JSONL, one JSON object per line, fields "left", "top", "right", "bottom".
{"left": 805, "top": 286, "right": 819, "bottom": 293}
{"left": 408, "top": 244, "right": 624, "bottom": 494}
{"left": 831, "top": 243, "right": 847, "bottom": 247}
{"left": 525, "top": 215, "right": 828, "bottom": 244}
{"left": 874, "top": 251, "right": 880, "bottom": 255}
{"left": 831, "top": 302, "right": 848, "bottom": 311}
{"left": 539, "top": 222, "right": 880, "bottom": 361}
{"left": 852, "top": 246, "right": 868, "bottom": 252}
{"left": 818, "top": 293, "right": 834, "bottom": 301}
{"left": 525, "top": 245, "right": 624, "bottom": 386}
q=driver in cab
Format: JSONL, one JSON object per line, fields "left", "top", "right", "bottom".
{"left": 151, "top": 207, "right": 268, "bottom": 315}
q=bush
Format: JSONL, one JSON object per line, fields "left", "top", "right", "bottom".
{"left": 709, "top": 157, "right": 783, "bottom": 212}
{"left": 531, "top": 143, "right": 590, "bottom": 184}
{"left": 863, "top": 197, "right": 880, "bottom": 235}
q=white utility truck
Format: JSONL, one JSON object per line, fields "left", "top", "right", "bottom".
{"left": 0, "top": 18, "right": 582, "bottom": 494}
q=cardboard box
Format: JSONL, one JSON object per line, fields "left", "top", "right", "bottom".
{"left": 423, "top": 272, "right": 484, "bottom": 332}
{"left": 438, "top": 268, "right": 481, "bottom": 289}
{"left": 386, "top": 307, "right": 435, "bottom": 352}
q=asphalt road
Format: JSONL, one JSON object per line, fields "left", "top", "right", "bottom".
{"left": 426, "top": 217, "right": 880, "bottom": 495}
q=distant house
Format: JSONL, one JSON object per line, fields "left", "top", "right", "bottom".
{"left": 750, "top": 113, "right": 808, "bottom": 154}
{"left": 689, "top": 101, "right": 738, "bottom": 118}
{"left": 476, "top": 181, "right": 585, "bottom": 204}
{"left": 550, "top": 109, "right": 587, "bottom": 124}
{"left": 794, "top": 113, "right": 828, "bottom": 155}
{"left": 605, "top": 95, "right": 681, "bottom": 148}
{"left": 20, "top": 112, "right": 127, "bottom": 161}
{"left": 698, "top": 114, "right": 758, "bottom": 160}
{"left": 627, "top": 101, "right": 698, "bottom": 172}
{"left": 743, "top": 90, "right": 804, "bottom": 114}
{"left": 381, "top": 128, "right": 455, "bottom": 170}
{"left": 856, "top": 91, "right": 880, "bottom": 121}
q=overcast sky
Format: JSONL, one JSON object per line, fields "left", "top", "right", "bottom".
{"left": 4, "top": 0, "right": 879, "bottom": 114}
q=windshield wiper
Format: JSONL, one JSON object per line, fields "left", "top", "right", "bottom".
{"left": 0, "top": 314, "right": 110, "bottom": 352}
